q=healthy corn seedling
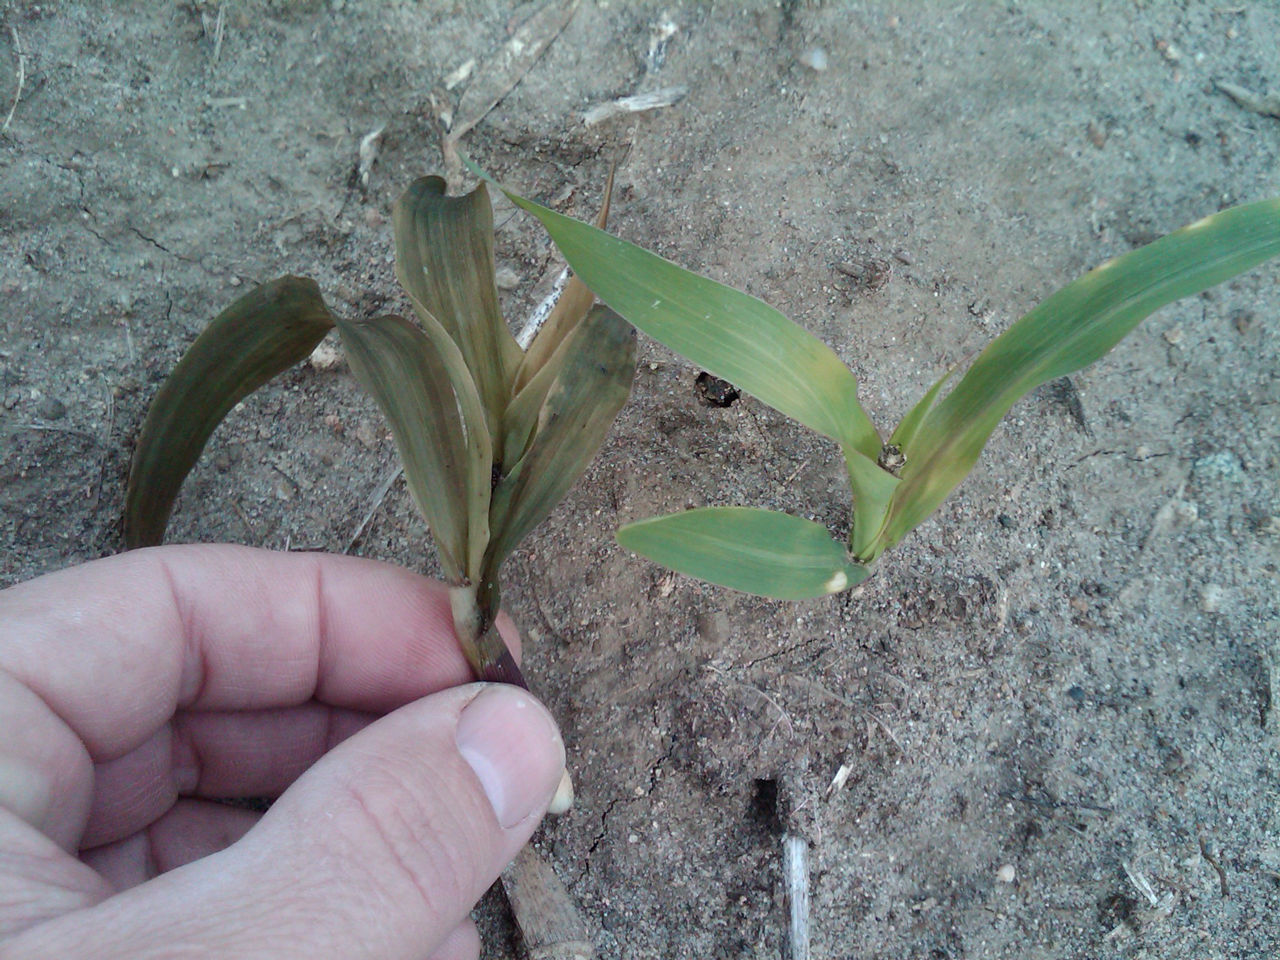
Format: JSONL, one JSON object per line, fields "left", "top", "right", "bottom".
{"left": 472, "top": 159, "right": 1280, "bottom": 600}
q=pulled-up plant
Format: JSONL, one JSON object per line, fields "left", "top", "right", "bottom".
{"left": 125, "top": 174, "right": 636, "bottom": 802}
{"left": 126, "top": 171, "right": 635, "bottom": 956}
{"left": 472, "top": 160, "right": 1279, "bottom": 599}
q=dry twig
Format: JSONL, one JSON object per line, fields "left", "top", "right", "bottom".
{"left": 3, "top": 25, "right": 26, "bottom": 133}
{"left": 1216, "top": 80, "right": 1280, "bottom": 120}
{"left": 344, "top": 464, "right": 403, "bottom": 553}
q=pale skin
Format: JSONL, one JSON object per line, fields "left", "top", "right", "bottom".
{"left": 0, "top": 544, "right": 567, "bottom": 960}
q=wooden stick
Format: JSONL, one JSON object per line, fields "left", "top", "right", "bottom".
{"left": 783, "top": 834, "right": 810, "bottom": 960}
{"left": 503, "top": 845, "right": 594, "bottom": 960}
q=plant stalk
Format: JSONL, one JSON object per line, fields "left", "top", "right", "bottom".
{"left": 448, "top": 580, "right": 585, "bottom": 953}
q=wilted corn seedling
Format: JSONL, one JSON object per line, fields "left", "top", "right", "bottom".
{"left": 125, "top": 174, "right": 636, "bottom": 814}
{"left": 471, "top": 158, "right": 1279, "bottom": 599}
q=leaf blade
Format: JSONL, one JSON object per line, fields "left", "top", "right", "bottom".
{"left": 875, "top": 196, "right": 1280, "bottom": 556}
{"left": 617, "top": 507, "right": 870, "bottom": 600}
{"left": 486, "top": 305, "right": 636, "bottom": 567}
{"left": 394, "top": 176, "right": 521, "bottom": 452}
{"left": 125, "top": 276, "right": 334, "bottom": 548}
{"left": 467, "top": 158, "right": 881, "bottom": 458}
{"left": 512, "top": 164, "right": 616, "bottom": 393}
{"left": 336, "top": 314, "right": 475, "bottom": 581}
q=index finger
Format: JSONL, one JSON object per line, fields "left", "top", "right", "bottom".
{"left": 0, "top": 544, "right": 507, "bottom": 762}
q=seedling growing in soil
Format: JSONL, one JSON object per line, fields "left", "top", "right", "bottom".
{"left": 126, "top": 175, "right": 636, "bottom": 769}
{"left": 473, "top": 161, "right": 1280, "bottom": 599}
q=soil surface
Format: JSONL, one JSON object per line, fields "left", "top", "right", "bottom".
{"left": 3, "top": 2, "right": 1279, "bottom": 958}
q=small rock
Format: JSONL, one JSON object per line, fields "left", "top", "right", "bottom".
{"left": 1154, "top": 38, "right": 1181, "bottom": 63}
{"left": 1163, "top": 326, "right": 1184, "bottom": 345}
{"left": 996, "top": 864, "right": 1016, "bottom": 884}
{"left": 1086, "top": 120, "right": 1108, "bottom": 149}
{"left": 37, "top": 396, "right": 67, "bottom": 420}
{"left": 1194, "top": 451, "right": 1244, "bottom": 482}
{"left": 308, "top": 338, "right": 344, "bottom": 371}
{"left": 799, "top": 47, "right": 828, "bottom": 72}
{"left": 354, "top": 420, "right": 378, "bottom": 449}
{"left": 1199, "top": 584, "right": 1226, "bottom": 613}
{"left": 494, "top": 265, "right": 520, "bottom": 290}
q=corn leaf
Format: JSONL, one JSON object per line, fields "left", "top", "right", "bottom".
{"left": 843, "top": 443, "right": 901, "bottom": 560}
{"left": 502, "top": 313, "right": 586, "bottom": 465}
{"left": 466, "top": 158, "right": 882, "bottom": 460}
{"left": 617, "top": 507, "right": 870, "bottom": 600}
{"left": 873, "top": 196, "right": 1280, "bottom": 558}
{"left": 512, "top": 164, "right": 615, "bottom": 394}
{"left": 486, "top": 305, "right": 636, "bottom": 567}
{"left": 336, "top": 314, "right": 481, "bottom": 581}
{"left": 889, "top": 363, "right": 958, "bottom": 453}
{"left": 125, "top": 276, "right": 334, "bottom": 548}
{"left": 394, "top": 176, "right": 522, "bottom": 454}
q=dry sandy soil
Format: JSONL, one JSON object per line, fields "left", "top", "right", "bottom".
{"left": 3, "top": 2, "right": 1279, "bottom": 958}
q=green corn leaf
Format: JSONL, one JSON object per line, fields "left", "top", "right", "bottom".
{"left": 844, "top": 443, "right": 901, "bottom": 560}
{"left": 394, "top": 176, "right": 522, "bottom": 455}
{"left": 125, "top": 276, "right": 335, "bottom": 548}
{"left": 889, "top": 362, "right": 958, "bottom": 453}
{"left": 465, "top": 157, "right": 882, "bottom": 460}
{"left": 501, "top": 170, "right": 618, "bottom": 463}
{"left": 872, "top": 196, "right": 1280, "bottom": 558}
{"left": 336, "top": 314, "right": 484, "bottom": 581}
{"left": 486, "top": 305, "right": 636, "bottom": 568}
{"left": 617, "top": 507, "right": 870, "bottom": 600}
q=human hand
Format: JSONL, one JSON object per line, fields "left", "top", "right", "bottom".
{"left": 0, "top": 545, "right": 566, "bottom": 959}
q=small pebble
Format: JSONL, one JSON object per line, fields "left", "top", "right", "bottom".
{"left": 996, "top": 864, "right": 1016, "bottom": 884}
{"left": 308, "top": 338, "right": 344, "bottom": 371}
{"left": 1194, "top": 451, "right": 1243, "bottom": 482}
{"left": 37, "top": 396, "right": 67, "bottom": 420}
{"left": 799, "top": 47, "right": 828, "bottom": 72}
{"left": 494, "top": 265, "right": 520, "bottom": 290}
{"left": 1199, "top": 584, "right": 1226, "bottom": 613}
{"left": 354, "top": 421, "right": 378, "bottom": 449}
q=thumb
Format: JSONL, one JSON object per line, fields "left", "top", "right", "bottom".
{"left": 15, "top": 684, "right": 566, "bottom": 960}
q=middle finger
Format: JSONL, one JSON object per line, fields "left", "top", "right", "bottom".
{"left": 82, "top": 703, "right": 376, "bottom": 848}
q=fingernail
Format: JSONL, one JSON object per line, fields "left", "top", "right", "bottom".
{"left": 456, "top": 685, "right": 566, "bottom": 829}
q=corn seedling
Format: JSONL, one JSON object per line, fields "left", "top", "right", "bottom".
{"left": 471, "top": 159, "right": 1279, "bottom": 599}
{"left": 125, "top": 174, "right": 636, "bottom": 808}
